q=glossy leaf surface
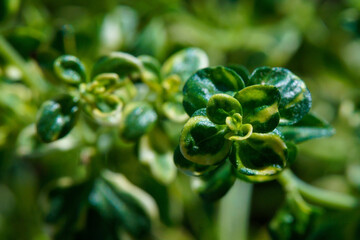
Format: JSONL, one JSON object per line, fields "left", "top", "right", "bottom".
{"left": 54, "top": 55, "right": 87, "bottom": 85}
{"left": 120, "top": 102, "right": 157, "bottom": 141}
{"left": 192, "top": 161, "right": 236, "bottom": 201}
{"left": 36, "top": 94, "right": 79, "bottom": 142}
{"left": 174, "top": 146, "right": 218, "bottom": 176}
{"left": 234, "top": 85, "right": 280, "bottom": 133}
{"left": 91, "top": 52, "right": 143, "bottom": 80}
{"left": 249, "top": 67, "right": 311, "bottom": 125}
{"left": 46, "top": 171, "right": 157, "bottom": 239}
{"left": 183, "top": 66, "right": 245, "bottom": 116}
{"left": 230, "top": 132, "right": 287, "bottom": 182}
{"left": 180, "top": 114, "right": 231, "bottom": 165}
{"left": 226, "top": 64, "right": 250, "bottom": 86}
{"left": 206, "top": 93, "right": 242, "bottom": 125}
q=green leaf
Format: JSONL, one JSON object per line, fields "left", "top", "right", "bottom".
{"left": 91, "top": 52, "right": 143, "bottom": 80}
{"left": 269, "top": 194, "right": 321, "bottom": 240}
{"left": 54, "top": 55, "right": 87, "bottom": 85}
{"left": 180, "top": 114, "right": 232, "bottom": 165}
{"left": 46, "top": 179, "right": 93, "bottom": 224}
{"left": 139, "top": 55, "right": 162, "bottom": 92}
{"left": 6, "top": 27, "right": 43, "bottom": 59}
{"left": 286, "top": 141, "right": 298, "bottom": 165}
{"left": 89, "top": 178, "right": 151, "bottom": 238}
{"left": 90, "top": 73, "right": 120, "bottom": 94}
{"left": 36, "top": 94, "right": 79, "bottom": 142}
{"left": 46, "top": 179, "right": 94, "bottom": 238}
{"left": 139, "top": 136, "right": 176, "bottom": 184}
{"left": 120, "top": 102, "right": 158, "bottom": 141}
{"left": 46, "top": 171, "right": 158, "bottom": 239}
{"left": 226, "top": 64, "right": 250, "bottom": 86}
{"left": 249, "top": 67, "right": 311, "bottom": 125}
{"left": 192, "top": 161, "right": 236, "bottom": 201}
{"left": 52, "top": 25, "right": 76, "bottom": 54}
{"left": 206, "top": 94, "right": 242, "bottom": 125}
{"left": 101, "top": 170, "right": 158, "bottom": 220}
{"left": 174, "top": 146, "right": 218, "bottom": 176}
{"left": 229, "top": 132, "right": 287, "bottom": 182}
{"left": 162, "top": 101, "right": 189, "bottom": 123}
{"left": 99, "top": 6, "right": 139, "bottom": 51}
{"left": 183, "top": 66, "right": 245, "bottom": 116}
{"left": 83, "top": 95, "right": 123, "bottom": 126}
{"left": 162, "top": 47, "right": 209, "bottom": 84}
{"left": 133, "top": 18, "right": 166, "bottom": 59}
{"left": 234, "top": 85, "right": 280, "bottom": 133}
{"left": 277, "top": 113, "right": 335, "bottom": 144}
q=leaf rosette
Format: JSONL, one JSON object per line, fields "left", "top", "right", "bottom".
{"left": 177, "top": 66, "right": 316, "bottom": 182}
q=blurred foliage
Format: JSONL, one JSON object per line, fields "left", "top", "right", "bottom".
{"left": 1, "top": 0, "right": 360, "bottom": 239}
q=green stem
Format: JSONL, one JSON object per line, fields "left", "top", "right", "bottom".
{"left": 218, "top": 180, "right": 253, "bottom": 240}
{"left": 278, "top": 169, "right": 359, "bottom": 210}
{"left": 0, "top": 35, "right": 47, "bottom": 93}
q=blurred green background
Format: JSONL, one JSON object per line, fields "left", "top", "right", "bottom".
{"left": 1, "top": 0, "right": 360, "bottom": 239}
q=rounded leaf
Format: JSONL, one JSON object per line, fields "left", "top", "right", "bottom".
{"left": 162, "top": 47, "right": 209, "bottom": 84}
{"left": 249, "top": 67, "right": 311, "bottom": 125}
{"left": 84, "top": 95, "right": 123, "bottom": 126}
{"left": 234, "top": 85, "right": 280, "bottom": 133}
{"left": 54, "top": 55, "right": 87, "bottom": 85}
{"left": 91, "top": 52, "right": 143, "bottom": 80}
{"left": 180, "top": 115, "right": 232, "bottom": 165}
{"left": 229, "top": 132, "right": 287, "bottom": 182}
{"left": 174, "top": 146, "right": 218, "bottom": 176}
{"left": 36, "top": 95, "right": 79, "bottom": 142}
{"left": 206, "top": 94, "right": 242, "bottom": 125}
{"left": 183, "top": 66, "right": 245, "bottom": 116}
{"left": 226, "top": 64, "right": 250, "bottom": 86}
{"left": 139, "top": 136, "right": 176, "bottom": 184}
{"left": 162, "top": 101, "right": 189, "bottom": 123}
{"left": 120, "top": 102, "right": 158, "bottom": 141}
{"left": 139, "top": 55, "right": 162, "bottom": 92}
{"left": 191, "top": 160, "right": 236, "bottom": 201}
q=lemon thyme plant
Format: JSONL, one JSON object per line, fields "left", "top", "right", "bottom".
{"left": 31, "top": 48, "right": 209, "bottom": 238}
{"left": 175, "top": 66, "right": 313, "bottom": 183}
{"left": 0, "top": 34, "right": 353, "bottom": 237}
{"left": 2, "top": 0, "right": 360, "bottom": 239}
{"left": 174, "top": 64, "right": 359, "bottom": 238}
{"left": 31, "top": 44, "right": 360, "bottom": 238}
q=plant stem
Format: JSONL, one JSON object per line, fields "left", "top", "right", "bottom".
{"left": 0, "top": 35, "right": 47, "bottom": 93}
{"left": 278, "top": 169, "right": 359, "bottom": 210}
{"left": 218, "top": 180, "right": 253, "bottom": 240}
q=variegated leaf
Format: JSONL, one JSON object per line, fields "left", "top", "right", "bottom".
{"left": 234, "top": 85, "right": 280, "bottom": 133}
{"left": 180, "top": 114, "right": 231, "bottom": 165}
{"left": 120, "top": 102, "right": 157, "bottom": 141}
{"left": 54, "top": 55, "right": 87, "bottom": 85}
{"left": 229, "top": 132, "right": 287, "bottom": 182}
{"left": 162, "top": 47, "right": 209, "bottom": 84}
{"left": 249, "top": 67, "right": 311, "bottom": 125}
{"left": 36, "top": 94, "right": 79, "bottom": 142}
{"left": 183, "top": 66, "right": 245, "bottom": 116}
{"left": 206, "top": 94, "right": 242, "bottom": 125}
